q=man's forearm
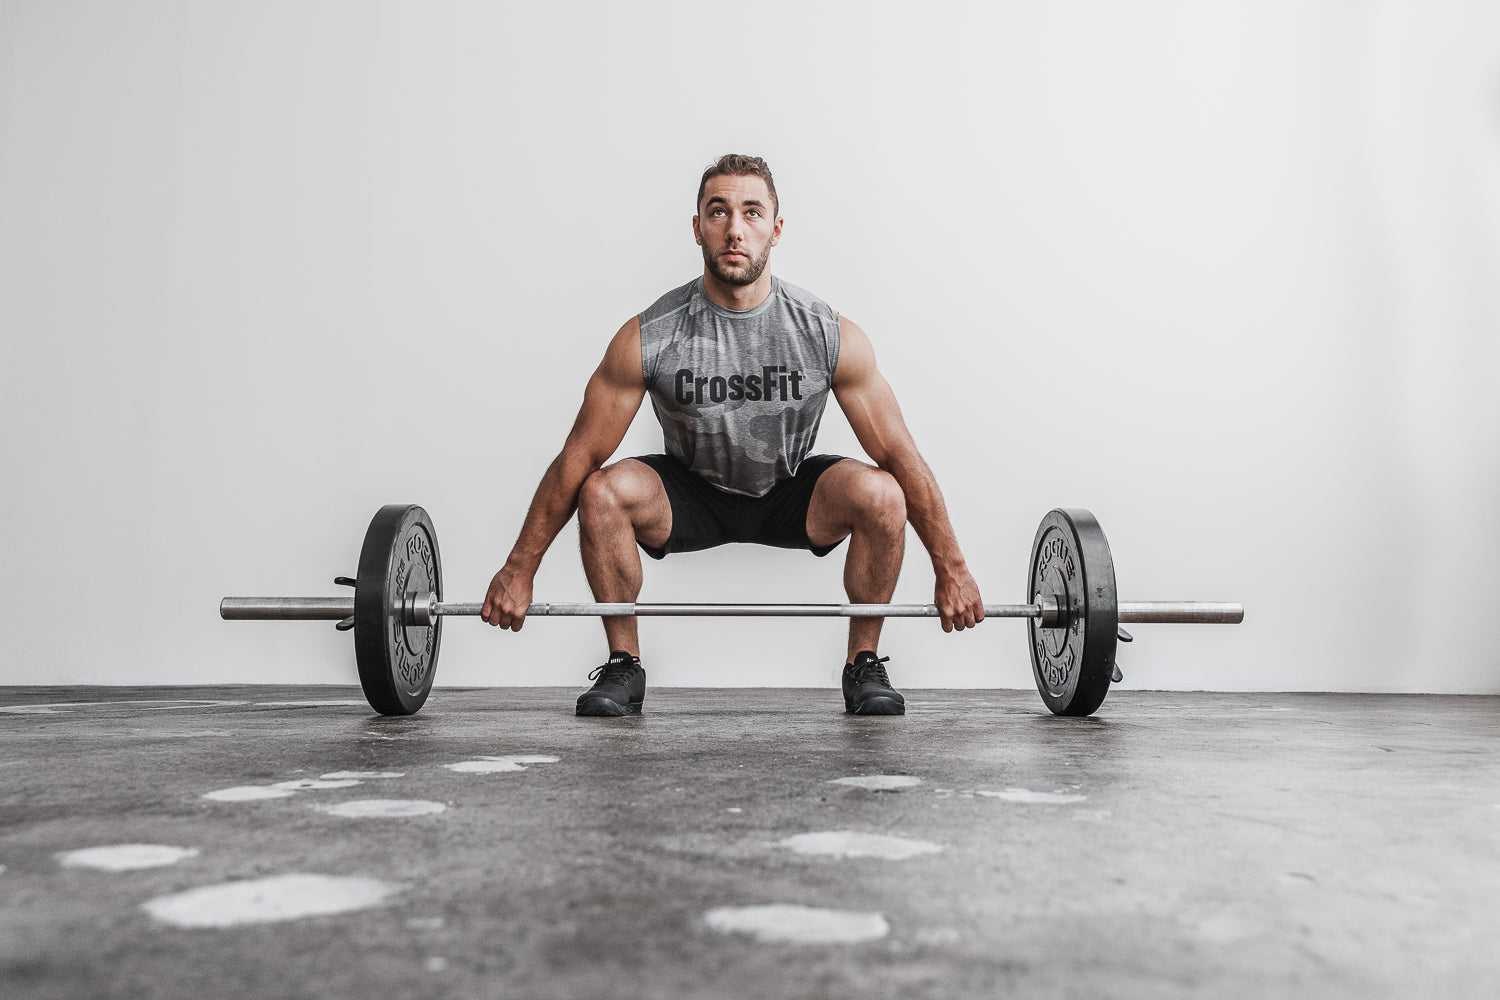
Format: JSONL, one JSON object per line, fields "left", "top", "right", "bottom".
{"left": 884, "top": 451, "right": 967, "bottom": 575}
{"left": 504, "top": 450, "right": 597, "bottom": 575}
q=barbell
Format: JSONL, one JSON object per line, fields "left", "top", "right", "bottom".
{"left": 220, "top": 504, "right": 1243, "bottom": 718}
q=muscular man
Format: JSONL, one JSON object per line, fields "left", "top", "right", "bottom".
{"left": 481, "top": 153, "right": 985, "bottom": 716}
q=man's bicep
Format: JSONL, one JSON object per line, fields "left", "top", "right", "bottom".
{"left": 563, "top": 317, "right": 646, "bottom": 467}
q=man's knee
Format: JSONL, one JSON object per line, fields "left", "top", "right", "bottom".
{"left": 578, "top": 462, "right": 654, "bottom": 527}
{"left": 850, "top": 467, "right": 906, "bottom": 529}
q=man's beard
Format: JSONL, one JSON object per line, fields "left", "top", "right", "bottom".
{"left": 702, "top": 242, "right": 770, "bottom": 286}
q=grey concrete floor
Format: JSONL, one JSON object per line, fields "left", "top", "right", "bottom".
{"left": 0, "top": 686, "right": 1496, "bottom": 999}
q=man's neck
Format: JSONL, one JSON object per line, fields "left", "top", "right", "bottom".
{"left": 701, "top": 270, "right": 773, "bottom": 312}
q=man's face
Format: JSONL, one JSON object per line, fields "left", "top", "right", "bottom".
{"left": 693, "top": 174, "right": 782, "bottom": 286}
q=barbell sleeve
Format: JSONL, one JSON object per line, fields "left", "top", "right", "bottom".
{"left": 220, "top": 597, "right": 355, "bottom": 620}
{"left": 1118, "top": 602, "right": 1244, "bottom": 624}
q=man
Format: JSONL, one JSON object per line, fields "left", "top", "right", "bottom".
{"left": 481, "top": 153, "right": 985, "bottom": 717}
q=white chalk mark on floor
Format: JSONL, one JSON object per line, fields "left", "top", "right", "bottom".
{"left": 270, "top": 778, "right": 363, "bottom": 791}
{"left": 726, "top": 807, "right": 744, "bottom": 814}
{"left": 203, "top": 785, "right": 297, "bottom": 802}
{"left": 255, "top": 700, "right": 370, "bottom": 708}
{"left": 424, "top": 957, "right": 449, "bottom": 972}
{"left": 314, "top": 799, "right": 447, "bottom": 818}
{"left": 443, "top": 760, "right": 525, "bottom": 773}
{"left": 445, "top": 754, "right": 560, "bottom": 774}
{"left": 477, "top": 754, "right": 560, "bottom": 765}
{"left": 829, "top": 775, "right": 923, "bottom": 791}
{"left": 777, "top": 831, "right": 944, "bottom": 860}
{"left": 321, "top": 771, "right": 404, "bottom": 780}
{"left": 974, "top": 788, "right": 1087, "bottom": 804}
{"left": 141, "top": 873, "right": 403, "bottom": 928}
{"left": 57, "top": 844, "right": 200, "bottom": 872}
{"left": 704, "top": 904, "right": 889, "bottom": 944}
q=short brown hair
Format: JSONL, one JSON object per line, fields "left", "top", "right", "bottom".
{"left": 696, "top": 153, "right": 779, "bottom": 218}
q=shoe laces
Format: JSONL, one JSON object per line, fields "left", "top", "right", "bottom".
{"left": 589, "top": 656, "right": 638, "bottom": 685}
{"left": 850, "top": 654, "right": 892, "bottom": 687}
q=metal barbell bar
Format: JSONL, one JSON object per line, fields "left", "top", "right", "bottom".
{"left": 219, "top": 596, "right": 1244, "bottom": 627}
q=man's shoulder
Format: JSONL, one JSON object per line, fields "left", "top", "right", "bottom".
{"left": 639, "top": 277, "right": 700, "bottom": 330}
{"left": 774, "top": 276, "right": 838, "bottom": 323}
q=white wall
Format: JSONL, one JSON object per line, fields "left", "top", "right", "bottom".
{"left": 2, "top": 0, "right": 1496, "bottom": 693}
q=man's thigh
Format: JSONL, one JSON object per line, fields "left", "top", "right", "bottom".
{"left": 620, "top": 454, "right": 735, "bottom": 559}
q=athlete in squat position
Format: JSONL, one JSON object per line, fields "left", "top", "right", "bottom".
{"left": 481, "top": 153, "right": 985, "bottom": 716}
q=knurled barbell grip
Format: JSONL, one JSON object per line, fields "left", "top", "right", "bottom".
{"left": 442, "top": 601, "right": 1047, "bottom": 620}
{"left": 419, "top": 598, "right": 1245, "bottom": 626}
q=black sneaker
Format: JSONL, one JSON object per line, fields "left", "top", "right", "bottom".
{"left": 576, "top": 650, "right": 646, "bottom": 717}
{"left": 842, "top": 650, "right": 906, "bottom": 715}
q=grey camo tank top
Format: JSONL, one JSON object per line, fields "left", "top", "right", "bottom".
{"left": 638, "top": 275, "right": 841, "bottom": 498}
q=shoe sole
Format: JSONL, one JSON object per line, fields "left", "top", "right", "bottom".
{"left": 846, "top": 696, "right": 905, "bottom": 716}
{"left": 576, "top": 696, "right": 643, "bottom": 717}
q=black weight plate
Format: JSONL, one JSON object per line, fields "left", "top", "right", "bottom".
{"left": 1026, "top": 508, "right": 1117, "bottom": 717}
{"left": 354, "top": 504, "right": 442, "bottom": 716}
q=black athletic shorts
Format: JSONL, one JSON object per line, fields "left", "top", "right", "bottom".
{"left": 629, "top": 453, "right": 850, "bottom": 560}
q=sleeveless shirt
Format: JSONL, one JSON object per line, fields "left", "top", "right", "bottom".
{"left": 638, "top": 275, "right": 841, "bottom": 498}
